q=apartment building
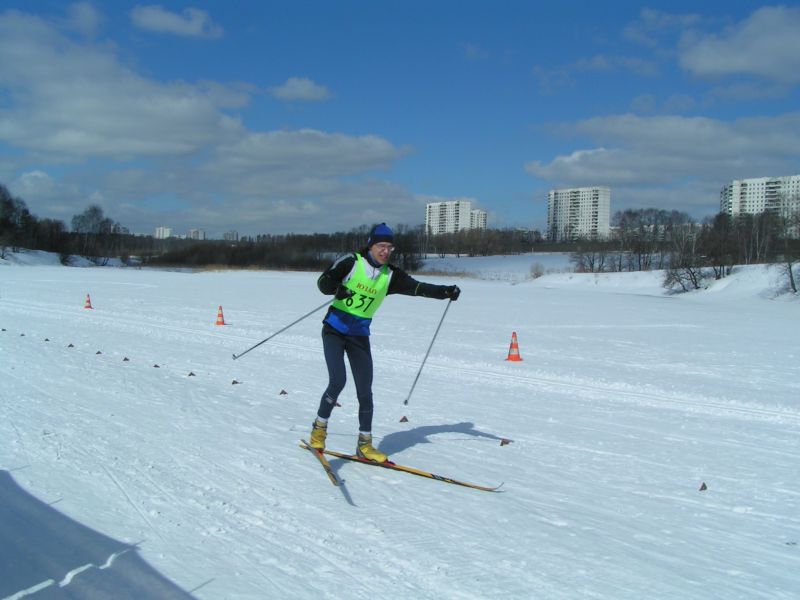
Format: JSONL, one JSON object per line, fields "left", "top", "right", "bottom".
{"left": 547, "top": 186, "right": 611, "bottom": 242}
{"left": 470, "top": 209, "right": 487, "bottom": 230}
{"left": 720, "top": 175, "right": 800, "bottom": 218}
{"left": 425, "top": 200, "right": 487, "bottom": 235}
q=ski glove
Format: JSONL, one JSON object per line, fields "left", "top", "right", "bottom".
{"left": 444, "top": 285, "right": 461, "bottom": 301}
{"left": 335, "top": 285, "right": 355, "bottom": 300}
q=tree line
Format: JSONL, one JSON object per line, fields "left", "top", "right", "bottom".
{"left": 569, "top": 207, "right": 800, "bottom": 293}
{"left": 0, "top": 182, "right": 555, "bottom": 271}
{"left": 1, "top": 185, "right": 168, "bottom": 265}
{"left": 2, "top": 182, "right": 798, "bottom": 292}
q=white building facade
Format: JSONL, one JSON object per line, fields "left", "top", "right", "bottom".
{"left": 470, "top": 209, "right": 487, "bottom": 230}
{"left": 425, "top": 200, "right": 487, "bottom": 235}
{"left": 155, "top": 227, "right": 172, "bottom": 239}
{"left": 720, "top": 175, "right": 800, "bottom": 221}
{"left": 547, "top": 186, "right": 611, "bottom": 242}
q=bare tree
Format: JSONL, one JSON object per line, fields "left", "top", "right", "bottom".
{"left": 571, "top": 239, "right": 608, "bottom": 273}
{"left": 776, "top": 194, "right": 800, "bottom": 293}
{"left": 71, "top": 204, "right": 119, "bottom": 259}
{"left": 1, "top": 183, "right": 37, "bottom": 252}
{"left": 663, "top": 221, "right": 706, "bottom": 292}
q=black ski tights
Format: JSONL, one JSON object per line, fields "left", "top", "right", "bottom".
{"left": 316, "top": 324, "right": 374, "bottom": 432}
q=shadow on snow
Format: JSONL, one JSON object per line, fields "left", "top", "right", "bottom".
{"left": 0, "top": 469, "right": 197, "bottom": 599}
{"left": 378, "top": 422, "right": 503, "bottom": 455}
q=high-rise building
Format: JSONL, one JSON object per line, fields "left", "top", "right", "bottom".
{"left": 155, "top": 227, "right": 172, "bottom": 239}
{"left": 425, "top": 200, "right": 487, "bottom": 234}
{"left": 470, "top": 209, "right": 487, "bottom": 230}
{"left": 188, "top": 229, "right": 206, "bottom": 240}
{"left": 223, "top": 231, "right": 239, "bottom": 242}
{"left": 720, "top": 175, "right": 800, "bottom": 218}
{"left": 547, "top": 186, "right": 611, "bottom": 242}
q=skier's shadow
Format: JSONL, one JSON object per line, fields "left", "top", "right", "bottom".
{"left": 0, "top": 469, "right": 199, "bottom": 598}
{"left": 377, "top": 422, "right": 503, "bottom": 456}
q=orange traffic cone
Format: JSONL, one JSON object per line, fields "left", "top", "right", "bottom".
{"left": 505, "top": 331, "right": 522, "bottom": 361}
{"left": 215, "top": 305, "right": 226, "bottom": 326}
{"left": 84, "top": 294, "right": 93, "bottom": 309}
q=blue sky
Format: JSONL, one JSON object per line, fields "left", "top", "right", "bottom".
{"left": 1, "top": 2, "right": 798, "bottom": 237}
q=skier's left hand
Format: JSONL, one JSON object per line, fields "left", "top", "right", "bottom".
{"left": 335, "top": 285, "right": 355, "bottom": 300}
{"left": 444, "top": 285, "right": 461, "bottom": 301}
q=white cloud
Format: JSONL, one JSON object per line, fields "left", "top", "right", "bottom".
{"left": 630, "top": 94, "right": 658, "bottom": 114}
{"left": 708, "top": 81, "right": 788, "bottom": 102}
{"left": 575, "top": 54, "right": 659, "bottom": 77}
{"left": 624, "top": 8, "right": 702, "bottom": 49}
{"left": 63, "top": 2, "right": 103, "bottom": 37}
{"left": 15, "top": 170, "right": 56, "bottom": 196}
{"left": 9, "top": 170, "right": 85, "bottom": 222}
{"left": 632, "top": 93, "right": 697, "bottom": 114}
{"left": 526, "top": 112, "right": 800, "bottom": 216}
{"left": 215, "top": 129, "right": 407, "bottom": 176}
{"left": 662, "top": 93, "right": 696, "bottom": 113}
{"left": 531, "top": 64, "right": 573, "bottom": 94}
{"left": 0, "top": 11, "right": 241, "bottom": 159}
{"left": 0, "top": 9, "right": 415, "bottom": 234}
{"left": 130, "top": 5, "right": 223, "bottom": 38}
{"left": 102, "top": 173, "right": 423, "bottom": 235}
{"left": 680, "top": 6, "right": 800, "bottom": 85}
{"left": 196, "top": 80, "right": 256, "bottom": 109}
{"left": 534, "top": 53, "right": 658, "bottom": 94}
{"left": 269, "top": 77, "right": 332, "bottom": 102}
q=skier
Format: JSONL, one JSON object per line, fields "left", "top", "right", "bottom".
{"left": 309, "top": 223, "right": 461, "bottom": 462}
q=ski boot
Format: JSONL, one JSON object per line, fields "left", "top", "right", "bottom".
{"left": 356, "top": 433, "right": 387, "bottom": 463}
{"left": 309, "top": 419, "right": 327, "bottom": 450}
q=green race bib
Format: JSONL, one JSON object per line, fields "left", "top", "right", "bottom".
{"left": 331, "top": 254, "right": 390, "bottom": 318}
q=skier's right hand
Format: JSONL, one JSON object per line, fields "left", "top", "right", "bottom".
{"left": 444, "top": 285, "right": 461, "bottom": 301}
{"left": 335, "top": 285, "right": 355, "bottom": 300}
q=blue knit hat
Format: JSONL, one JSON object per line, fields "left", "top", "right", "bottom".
{"left": 367, "top": 222, "right": 394, "bottom": 247}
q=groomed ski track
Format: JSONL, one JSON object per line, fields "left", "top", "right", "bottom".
{"left": 2, "top": 265, "right": 798, "bottom": 599}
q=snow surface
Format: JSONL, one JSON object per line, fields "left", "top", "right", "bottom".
{"left": 417, "top": 252, "right": 573, "bottom": 283}
{"left": 1, "top": 250, "right": 799, "bottom": 599}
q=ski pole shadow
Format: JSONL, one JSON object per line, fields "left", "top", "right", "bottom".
{"left": 377, "top": 422, "right": 503, "bottom": 456}
{"left": 326, "top": 462, "right": 357, "bottom": 507}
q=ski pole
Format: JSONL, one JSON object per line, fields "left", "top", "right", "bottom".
{"left": 403, "top": 298, "right": 453, "bottom": 405}
{"left": 232, "top": 299, "right": 332, "bottom": 360}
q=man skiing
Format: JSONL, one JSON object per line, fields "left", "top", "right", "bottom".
{"left": 309, "top": 223, "right": 460, "bottom": 462}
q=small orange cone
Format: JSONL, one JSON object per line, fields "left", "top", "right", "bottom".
{"left": 505, "top": 331, "right": 523, "bottom": 361}
{"left": 215, "top": 305, "right": 226, "bottom": 326}
{"left": 84, "top": 294, "right": 93, "bottom": 309}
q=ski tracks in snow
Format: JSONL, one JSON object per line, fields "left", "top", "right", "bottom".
{"left": 4, "top": 548, "right": 132, "bottom": 600}
{"left": 4, "top": 293, "right": 797, "bottom": 426}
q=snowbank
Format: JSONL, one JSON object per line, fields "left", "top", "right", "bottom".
{"left": 0, "top": 249, "right": 127, "bottom": 268}
{"left": 418, "top": 252, "right": 573, "bottom": 282}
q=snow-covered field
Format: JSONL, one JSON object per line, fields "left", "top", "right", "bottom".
{"left": 1, "top": 250, "right": 799, "bottom": 599}
{"left": 418, "top": 252, "right": 572, "bottom": 282}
